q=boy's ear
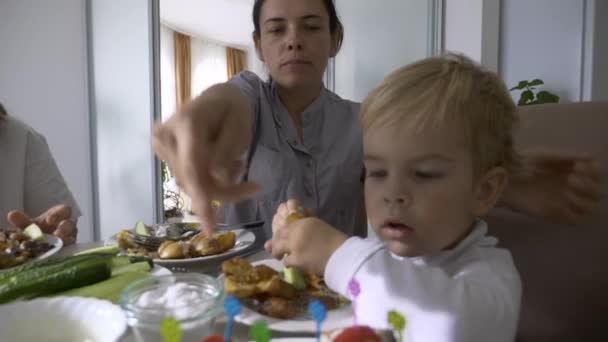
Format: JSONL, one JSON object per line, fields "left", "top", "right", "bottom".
{"left": 472, "top": 167, "right": 509, "bottom": 217}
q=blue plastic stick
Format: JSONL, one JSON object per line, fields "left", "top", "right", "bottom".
{"left": 223, "top": 296, "right": 241, "bottom": 342}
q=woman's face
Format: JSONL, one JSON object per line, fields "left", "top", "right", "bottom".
{"left": 255, "top": 0, "right": 339, "bottom": 90}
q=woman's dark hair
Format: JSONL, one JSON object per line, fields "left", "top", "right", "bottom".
{"left": 0, "top": 102, "right": 7, "bottom": 120}
{"left": 252, "top": 0, "right": 344, "bottom": 52}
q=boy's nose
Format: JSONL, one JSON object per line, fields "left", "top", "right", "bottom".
{"left": 382, "top": 191, "right": 410, "bottom": 206}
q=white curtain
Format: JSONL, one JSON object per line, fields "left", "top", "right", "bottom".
{"left": 160, "top": 24, "right": 176, "bottom": 122}
{"left": 191, "top": 38, "right": 228, "bottom": 97}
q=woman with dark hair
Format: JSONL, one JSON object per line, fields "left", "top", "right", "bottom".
{"left": 152, "top": 0, "right": 600, "bottom": 238}
{"left": 0, "top": 102, "right": 79, "bottom": 245}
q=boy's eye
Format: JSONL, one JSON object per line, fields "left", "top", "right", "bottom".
{"left": 367, "top": 170, "right": 387, "bottom": 179}
{"left": 415, "top": 171, "right": 442, "bottom": 180}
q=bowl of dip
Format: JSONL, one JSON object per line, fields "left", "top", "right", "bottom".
{"left": 120, "top": 273, "right": 223, "bottom": 342}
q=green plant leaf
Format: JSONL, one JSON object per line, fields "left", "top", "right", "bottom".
{"left": 528, "top": 79, "right": 544, "bottom": 87}
{"left": 509, "top": 80, "right": 529, "bottom": 91}
{"left": 518, "top": 90, "right": 534, "bottom": 105}
{"left": 537, "top": 90, "right": 560, "bottom": 104}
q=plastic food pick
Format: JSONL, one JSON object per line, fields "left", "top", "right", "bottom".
{"left": 388, "top": 310, "right": 406, "bottom": 342}
{"left": 308, "top": 299, "right": 327, "bottom": 341}
{"left": 348, "top": 278, "right": 360, "bottom": 326}
{"left": 250, "top": 320, "right": 271, "bottom": 342}
{"left": 224, "top": 296, "right": 241, "bottom": 342}
{"left": 160, "top": 316, "right": 182, "bottom": 342}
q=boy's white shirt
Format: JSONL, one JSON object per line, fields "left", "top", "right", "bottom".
{"left": 324, "top": 219, "right": 521, "bottom": 342}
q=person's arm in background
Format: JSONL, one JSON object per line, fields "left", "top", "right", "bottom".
{"left": 7, "top": 128, "right": 80, "bottom": 245}
{"left": 152, "top": 74, "right": 262, "bottom": 234}
{"left": 498, "top": 149, "right": 601, "bottom": 225}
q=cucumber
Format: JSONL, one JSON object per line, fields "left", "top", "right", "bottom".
{"left": 75, "top": 245, "right": 120, "bottom": 256}
{"left": 108, "top": 256, "right": 153, "bottom": 270}
{"left": 0, "top": 254, "right": 100, "bottom": 285}
{"left": 55, "top": 271, "right": 150, "bottom": 303}
{"left": 111, "top": 261, "right": 152, "bottom": 277}
{"left": 0, "top": 257, "right": 112, "bottom": 303}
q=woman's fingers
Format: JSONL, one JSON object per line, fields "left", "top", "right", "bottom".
{"left": 54, "top": 219, "right": 78, "bottom": 245}
{"left": 6, "top": 210, "right": 33, "bottom": 229}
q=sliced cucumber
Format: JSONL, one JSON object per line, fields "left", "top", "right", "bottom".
{"left": 23, "top": 223, "right": 46, "bottom": 241}
{"left": 134, "top": 220, "right": 148, "bottom": 236}
{"left": 75, "top": 245, "right": 120, "bottom": 256}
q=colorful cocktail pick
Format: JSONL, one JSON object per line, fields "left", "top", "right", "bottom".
{"left": 160, "top": 316, "right": 182, "bottom": 342}
{"left": 348, "top": 277, "right": 361, "bottom": 326}
{"left": 223, "top": 296, "right": 241, "bottom": 342}
{"left": 249, "top": 320, "right": 271, "bottom": 342}
{"left": 388, "top": 310, "right": 406, "bottom": 342}
{"left": 308, "top": 299, "right": 327, "bottom": 341}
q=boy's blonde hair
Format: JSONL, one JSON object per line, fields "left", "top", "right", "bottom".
{"left": 361, "top": 53, "right": 519, "bottom": 176}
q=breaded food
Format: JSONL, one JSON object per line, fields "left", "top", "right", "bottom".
{"left": 222, "top": 257, "right": 252, "bottom": 277}
{"left": 224, "top": 275, "right": 257, "bottom": 299}
{"left": 259, "top": 297, "right": 298, "bottom": 319}
{"left": 255, "top": 274, "right": 297, "bottom": 299}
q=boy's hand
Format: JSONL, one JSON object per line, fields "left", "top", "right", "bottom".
{"left": 269, "top": 217, "right": 348, "bottom": 275}
{"left": 265, "top": 199, "right": 312, "bottom": 252}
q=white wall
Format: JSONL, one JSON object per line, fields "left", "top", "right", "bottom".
{"left": 0, "top": 0, "right": 94, "bottom": 242}
{"left": 590, "top": 0, "right": 608, "bottom": 100}
{"left": 500, "top": 0, "right": 585, "bottom": 103}
{"left": 334, "top": 0, "right": 430, "bottom": 102}
{"left": 89, "top": 0, "right": 158, "bottom": 239}
{"left": 445, "top": 0, "right": 483, "bottom": 62}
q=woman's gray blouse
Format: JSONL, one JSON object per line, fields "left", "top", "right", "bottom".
{"left": 224, "top": 71, "right": 366, "bottom": 240}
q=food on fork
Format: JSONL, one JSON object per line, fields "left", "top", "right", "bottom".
{"left": 116, "top": 224, "right": 237, "bottom": 260}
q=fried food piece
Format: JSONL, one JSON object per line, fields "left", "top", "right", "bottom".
{"left": 259, "top": 297, "right": 297, "bottom": 319}
{"left": 224, "top": 275, "right": 257, "bottom": 299}
{"left": 249, "top": 265, "right": 278, "bottom": 282}
{"left": 309, "top": 293, "right": 341, "bottom": 311}
{"left": 216, "top": 231, "right": 236, "bottom": 252}
{"left": 116, "top": 229, "right": 135, "bottom": 250}
{"left": 222, "top": 257, "right": 253, "bottom": 277}
{"left": 256, "top": 274, "right": 297, "bottom": 299}
{"left": 304, "top": 271, "right": 323, "bottom": 290}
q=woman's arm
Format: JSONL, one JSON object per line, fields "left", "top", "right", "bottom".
{"left": 498, "top": 149, "right": 601, "bottom": 225}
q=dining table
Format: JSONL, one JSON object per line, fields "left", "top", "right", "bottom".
{"left": 58, "top": 241, "right": 316, "bottom": 342}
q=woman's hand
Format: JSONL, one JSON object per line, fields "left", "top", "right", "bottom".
{"left": 500, "top": 149, "right": 602, "bottom": 225}
{"left": 269, "top": 217, "right": 348, "bottom": 275}
{"left": 152, "top": 84, "right": 260, "bottom": 234}
{"left": 7, "top": 205, "right": 78, "bottom": 245}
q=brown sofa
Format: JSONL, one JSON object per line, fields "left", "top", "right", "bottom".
{"left": 485, "top": 102, "right": 608, "bottom": 341}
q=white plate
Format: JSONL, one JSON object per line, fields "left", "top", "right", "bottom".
{"left": 0, "top": 297, "right": 127, "bottom": 341}
{"left": 37, "top": 234, "right": 63, "bottom": 259}
{"left": 151, "top": 264, "right": 172, "bottom": 276}
{"left": 0, "top": 234, "right": 63, "bottom": 273}
{"left": 154, "top": 229, "right": 256, "bottom": 266}
{"left": 226, "top": 259, "right": 353, "bottom": 333}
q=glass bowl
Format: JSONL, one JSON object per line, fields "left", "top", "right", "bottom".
{"left": 120, "top": 273, "right": 224, "bottom": 342}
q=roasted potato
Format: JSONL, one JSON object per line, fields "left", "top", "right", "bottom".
{"left": 191, "top": 236, "right": 222, "bottom": 256}
{"left": 158, "top": 241, "right": 188, "bottom": 259}
{"left": 216, "top": 231, "right": 236, "bottom": 252}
